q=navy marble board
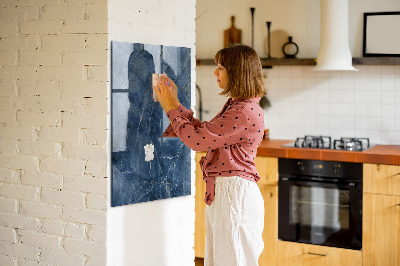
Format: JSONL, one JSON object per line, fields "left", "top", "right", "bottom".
{"left": 111, "top": 41, "right": 192, "bottom": 207}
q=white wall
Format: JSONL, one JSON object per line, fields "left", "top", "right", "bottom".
{"left": 107, "top": 1, "right": 196, "bottom": 266}
{"left": 196, "top": 0, "right": 400, "bottom": 58}
{"left": 196, "top": 0, "right": 400, "bottom": 145}
{"left": 197, "top": 65, "right": 400, "bottom": 145}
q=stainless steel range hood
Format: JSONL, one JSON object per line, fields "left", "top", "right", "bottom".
{"left": 314, "top": 0, "right": 358, "bottom": 71}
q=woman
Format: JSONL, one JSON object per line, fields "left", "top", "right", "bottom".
{"left": 154, "top": 44, "right": 266, "bottom": 266}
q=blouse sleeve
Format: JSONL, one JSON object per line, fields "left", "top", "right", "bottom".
{"left": 162, "top": 103, "right": 203, "bottom": 138}
{"left": 165, "top": 106, "right": 249, "bottom": 151}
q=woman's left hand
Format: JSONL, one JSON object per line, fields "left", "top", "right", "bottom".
{"left": 153, "top": 76, "right": 175, "bottom": 113}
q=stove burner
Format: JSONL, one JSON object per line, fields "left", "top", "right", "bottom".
{"left": 333, "top": 137, "right": 370, "bottom": 151}
{"left": 287, "top": 136, "right": 372, "bottom": 151}
{"left": 295, "top": 135, "right": 332, "bottom": 149}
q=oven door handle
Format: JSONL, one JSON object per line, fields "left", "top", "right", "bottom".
{"left": 280, "top": 177, "right": 357, "bottom": 189}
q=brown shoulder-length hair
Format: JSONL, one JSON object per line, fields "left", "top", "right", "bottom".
{"left": 214, "top": 44, "right": 266, "bottom": 99}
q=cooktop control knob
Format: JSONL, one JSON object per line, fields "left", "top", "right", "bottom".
{"left": 297, "top": 161, "right": 305, "bottom": 171}
{"left": 334, "top": 164, "right": 341, "bottom": 174}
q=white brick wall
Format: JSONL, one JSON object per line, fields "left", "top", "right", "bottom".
{"left": 0, "top": 0, "right": 108, "bottom": 265}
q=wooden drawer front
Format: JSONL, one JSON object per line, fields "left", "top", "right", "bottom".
{"left": 255, "top": 156, "right": 278, "bottom": 186}
{"left": 277, "top": 241, "right": 362, "bottom": 266}
{"left": 364, "top": 164, "right": 400, "bottom": 196}
{"left": 363, "top": 193, "right": 400, "bottom": 266}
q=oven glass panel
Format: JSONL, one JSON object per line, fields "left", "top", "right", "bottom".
{"left": 290, "top": 186, "right": 350, "bottom": 240}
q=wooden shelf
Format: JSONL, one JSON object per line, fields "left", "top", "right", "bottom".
{"left": 196, "top": 57, "right": 400, "bottom": 67}
{"left": 352, "top": 57, "right": 400, "bottom": 65}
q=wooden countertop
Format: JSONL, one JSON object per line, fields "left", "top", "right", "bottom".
{"left": 256, "top": 139, "right": 400, "bottom": 165}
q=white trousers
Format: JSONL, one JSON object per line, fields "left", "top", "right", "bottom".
{"left": 205, "top": 176, "right": 264, "bottom": 266}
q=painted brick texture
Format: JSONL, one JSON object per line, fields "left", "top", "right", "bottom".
{"left": 0, "top": 0, "right": 108, "bottom": 264}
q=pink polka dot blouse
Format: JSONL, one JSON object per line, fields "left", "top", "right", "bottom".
{"left": 162, "top": 97, "right": 265, "bottom": 205}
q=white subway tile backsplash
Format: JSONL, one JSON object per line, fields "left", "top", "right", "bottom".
{"left": 382, "top": 117, "right": 396, "bottom": 131}
{"left": 382, "top": 131, "right": 396, "bottom": 144}
{"left": 279, "top": 126, "right": 293, "bottom": 138}
{"left": 303, "top": 67, "right": 316, "bottom": 78}
{"left": 304, "top": 102, "right": 316, "bottom": 115}
{"left": 382, "top": 78, "right": 395, "bottom": 91}
{"left": 291, "top": 67, "right": 303, "bottom": 78}
{"left": 396, "top": 89, "right": 400, "bottom": 103}
{"left": 341, "top": 71, "right": 355, "bottom": 81}
{"left": 367, "top": 66, "right": 381, "bottom": 77}
{"left": 341, "top": 104, "right": 355, "bottom": 116}
{"left": 354, "top": 89, "right": 368, "bottom": 104}
{"left": 316, "top": 115, "right": 330, "bottom": 128}
{"left": 367, "top": 104, "right": 382, "bottom": 118}
{"left": 354, "top": 70, "right": 367, "bottom": 91}
{"left": 292, "top": 92, "right": 304, "bottom": 103}
{"left": 395, "top": 66, "right": 400, "bottom": 78}
{"left": 328, "top": 75, "right": 341, "bottom": 89}
{"left": 342, "top": 117, "right": 355, "bottom": 129}
{"left": 342, "top": 128, "right": 355, "bottom": 137}
{"left": 280, "top": 114, "right": 292, "bottom": 127}
{"left": 316, "top": 89, "right": 329, "bottom": 103}
{"left": 328, "top": 88, "right": 342, "bottom": 103}
{"left": 355, "top": 104, "right": 368, "bottom": 117}
{"left": 196, "top": 65, "right": 400, "bottom": 144}
{"left": 382, "top": 105, "right": 395, "bottom": 118}
{"left": 367, "top": 91, "right": 381, "bottom": 105}
{"left": 316, "top": 103, "right": 330, "bottom": 116}
{"left": 355, "top": 128, "right": 368, "bottom": 138}
{"left": 329, "top": 116, "right": 342, "bottom": 129}
{"left": 368, "top": 117, "right": 382, "bottom": 131}
{"left": 367, "top": 77, "right": 381, "bottom": 91}
{"left": 355, "top": 117, "right": 368, "bottom": 131}
{"left": 341, "top": 89, "right": 355, "bottom": 104}
{"left": 368, "top": 130, "right": 382, "bottom": 143}
{"left": 329, "top": 103, "right": 341, "bottom": 116}
{"left": 382, "top": 90, "right": 395, "bottom": 104}
{"left": 279, "top": 78, "right": 291, "bottom": 89}
{"left": 381, "top": 66, "right": 395, "bottom": 77}
{"left": 291, "top": 77, "right": 304, "bottom": 89}
{"left": 396, "top": 105, "right": 400, "bottom": 117}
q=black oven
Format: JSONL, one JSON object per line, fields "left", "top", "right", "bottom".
{"left": 278, "top": 158, "right": 363, "bottom": 250}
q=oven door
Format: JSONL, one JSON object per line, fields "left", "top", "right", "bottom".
{"left": 278, "top": 176, "right": 362, "bottom": 250}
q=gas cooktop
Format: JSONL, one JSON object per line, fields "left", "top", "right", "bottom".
{"left": 282, "top": 135, "right": 375, "bottom": 151}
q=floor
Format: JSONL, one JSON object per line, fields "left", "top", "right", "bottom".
{"left": 195, "top": 257, "right": 204, "bottom": 266}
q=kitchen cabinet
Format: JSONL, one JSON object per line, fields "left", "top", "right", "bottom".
{"left": 194, "top": 154, "right": 279, "bottom": 265}
{"left": 363, "top": 193, "right": 400, "bottom": 266}
{"left": 276, "top": 241, "right": 362, "bottom": 266}
{"left": 259, "top": 184, "right": 278, "bottom": 266}
{"left": 256, "top": 157, "right": 278, "bottom": 266}
{"left": 195, "top": 152, "right": 207, "bottom": 258}
{"left": 255, "top": 156, "right": 278, "bottom": 186}
{"left": 363, "top": 163, "right": 400, "bottom": 196}
{"left": 363, "top": 164, "right": 400, "bottom": 266}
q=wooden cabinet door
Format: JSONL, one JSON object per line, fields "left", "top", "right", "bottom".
{"left": 259, "top": 185, "right": 278, "bottom": 266}
{"left": 195, "top": 152, "right": 207, "bottom": 258}
{"left": 364, "top": 164, "right": 400, "bottom": 196}
{"left": 255, "top": 156, "right": 278, "bottom": 186}
{"left": 276, "top": 241, "right": 362, "bottom": 266}
{"left": 363, "top": 193, "right": 400, "bottom": 266}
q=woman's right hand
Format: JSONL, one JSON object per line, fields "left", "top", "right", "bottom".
{"left": 160, "top": 76, "right": 180, "bottom": 108}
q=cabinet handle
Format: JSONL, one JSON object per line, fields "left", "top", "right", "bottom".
{"left": 307, "top": 252, "right": 328, "bottom": 256}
